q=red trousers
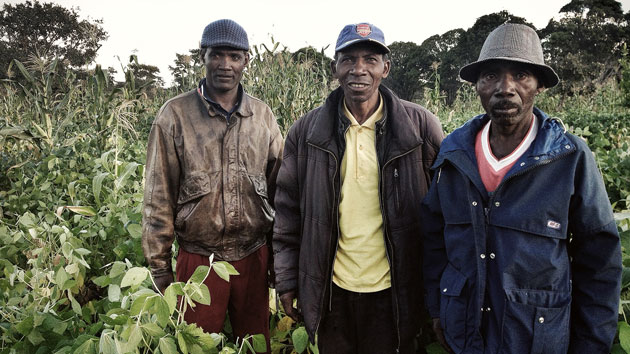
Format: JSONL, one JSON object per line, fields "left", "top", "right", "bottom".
{"left": 176, "top": 245, "right": 270, "bottom": 352}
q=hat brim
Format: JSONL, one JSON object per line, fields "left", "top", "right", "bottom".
{"left": 460, "top": 57, "right": 559, "bottom": 88}
{"left": 336, "top": 38, "right": 390, "bottom": 54}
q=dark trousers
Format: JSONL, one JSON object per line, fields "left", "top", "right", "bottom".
{"left": 318, "top": 284, "right": 412, "bottom": 354}
{"left": 176, "top": 245, "right": 270, "bottom": 353}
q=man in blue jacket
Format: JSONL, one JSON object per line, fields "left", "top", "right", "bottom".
{"left": 422, "top": 23, "right": 621, "bottom": 354}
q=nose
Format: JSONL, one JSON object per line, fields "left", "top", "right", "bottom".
{"left": 217, "top": 55, "right": 231, "bottom": 70}
{"left": 350, "top": 58, "right": 367, "bottom": 75}
{"left": 495, "top": 74, "right": 516, "bottom": 97}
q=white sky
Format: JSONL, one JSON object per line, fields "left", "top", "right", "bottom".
{"left": 5, "top": 0, "right": 630, "bottom": 85}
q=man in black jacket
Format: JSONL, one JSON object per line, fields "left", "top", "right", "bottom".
{"left": 273, "top": 23, "right": 444, "bottom": 354}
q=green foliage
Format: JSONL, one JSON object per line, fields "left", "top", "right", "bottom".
{"left": 540, "top": 0, "right": 629, "bottom": 94}
{"left": 242, "top": 39, "right": 332, "bottom": 134}
{"left": 0, "top": 0, "right": 108, "bottom": 79}
{"left": 383, "top": 41, "right": 426, "bottom": 101}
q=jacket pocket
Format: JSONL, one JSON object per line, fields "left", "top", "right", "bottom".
{"left": 248, "top": 174, "right": 275, "bottom": 221}
{"left": 501, "top": 288, "right": 570, "bottom": 354}
{"left": 439, "top": 263, "right": 469, "bottom": 353}
{"left": 174, "top": 171, "right": 213, "bottom": 231}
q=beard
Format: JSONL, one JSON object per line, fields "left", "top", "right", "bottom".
{"left": 489, "top": 100, "right": 522, "bottom": 119}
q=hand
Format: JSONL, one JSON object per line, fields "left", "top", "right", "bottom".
{"left": 279, "top": 290, "right": 299, "bottom": 322}
{"left": 432, "top": 318, "right": 454, "bottom": 354}
{"left": 153, "top": 273, "right": 174, "bottom": 295}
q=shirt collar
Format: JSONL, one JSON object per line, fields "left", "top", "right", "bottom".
{"left": 342, "top": 93, "right": 384, "bottom": 130}
{"left": 197, "top": 78, "right": 243, "bottom": 117}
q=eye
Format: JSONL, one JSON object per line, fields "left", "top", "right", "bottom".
{"left": 483, "top": 72, "right": 496, "bottom": 80}
{"left": 516, "top": 72, "right": 529, "bottom": 80}
{"left": 231, "top": 54, "right": 241, "bottom": 61}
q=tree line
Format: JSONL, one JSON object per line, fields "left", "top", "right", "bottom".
{"left": 1, "top": 0, "right": 629, "bottom": 103}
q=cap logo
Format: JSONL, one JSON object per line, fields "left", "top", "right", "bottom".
{"left": 356, "top": 24, "right": 371, "bottom": 37}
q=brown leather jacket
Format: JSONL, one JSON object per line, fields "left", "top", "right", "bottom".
{"left": 142, "top": 88, "right": 283, "bottom": 278}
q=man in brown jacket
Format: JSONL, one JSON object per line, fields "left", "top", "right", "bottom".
{"left": 141, "top": 19, "right": 283, "bottom": 350}
{"left": 273, "top": 23, "right": 443, "bottom": 354}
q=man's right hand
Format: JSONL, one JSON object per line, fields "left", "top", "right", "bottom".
{"left": 153, "top": 273, "right": 174, "bottom": 295}
{"left": 432, "top": 318, "right": 454, "bottom": 354}
{"left": 279, "top": 290, "right": 299, "bottom": 322}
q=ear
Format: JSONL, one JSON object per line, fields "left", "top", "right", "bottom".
{"left": 382, "top": 58, "right": 391, "bottom": 79}
{"left": 330, "top": 60, "right": 337, "bottom": 76}
{"left": 244, "top": 52, "right": 250, "bottom": 66}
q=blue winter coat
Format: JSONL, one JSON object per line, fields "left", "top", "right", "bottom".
{"left": 422, "top": 108, "right": 621, "bottom": 354}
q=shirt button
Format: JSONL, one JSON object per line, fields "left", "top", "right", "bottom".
{"left": 520, "top": 162, "right": 525, "bottom": 167}
{"left": 494, "top": 202, "right": 500, "bottom": 207}
{"left": 472, "top": 201, "right": 478, "bottom": 206}
{"left": 565, "top": 145, "right": 571, "bottom": 149}
{"left": 490, "top": 253, "right": 496, "bottom": 259}
{"left": 486, "top": 307, "right": 491, "bottom": 312}
{"left": 538, "top": 317, "right": 545, "bottom": 324}
{"left": 534, "top": 156, "right": 540, "bottom": 160}
{"left": 359, "top": 145, "right": 364, "bottom": 150}
{"left": 358, "top": 128, "right": 363, "bottom": 133}
{"left": 443, "top": 288, "right": 448, "bottom": 293}
{"left": 480, "top": 254, "right": 486, "bottom": 259}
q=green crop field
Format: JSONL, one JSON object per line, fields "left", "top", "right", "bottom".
{"left": 1, "top": 1, "right": 630, "bottom": 352}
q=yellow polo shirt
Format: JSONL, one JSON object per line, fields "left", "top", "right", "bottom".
{"left": 332, "top": 95, "right": 391, "bottom": 292}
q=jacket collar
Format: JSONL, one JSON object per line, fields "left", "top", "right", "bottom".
{"left": 433, "top": 107, "right": 575, "bottom": 177}
{"left": 306, "top": 85, "right": 423, "bottom": 160}
{"left": 197, "top": 83, "right": 254, "bottom": 119}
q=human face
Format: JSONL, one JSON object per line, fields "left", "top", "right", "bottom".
{"left": 202, "top": 46, "right": 249, "bottom": 95}
{"left": 332, "top": 43, "right": 390, "bottom": 106}
{"left": 476, "top": 60, "right": 544, "bottom": 127}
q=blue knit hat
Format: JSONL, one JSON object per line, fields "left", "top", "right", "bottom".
{"left": 200, "top": 19, "right": 249, "bottom": 50}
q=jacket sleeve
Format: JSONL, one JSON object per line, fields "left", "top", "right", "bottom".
{"left": 266, "top": 115, "right": 284, "bottom": 208}
{"left": 422, "top": 169, "right": 449, "bottom": 319}
{"left": 272, "top": 124, "right": 302, "bottom": 295}
{"left": 142, "top": 111, "right": 180, "bottom": 278}
{"left": 567, "top": 142, "right": 622, "bottom": 353}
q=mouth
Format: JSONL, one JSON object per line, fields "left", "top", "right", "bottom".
{"left": 348, "top": 83, "right": 369, "bottom": 89}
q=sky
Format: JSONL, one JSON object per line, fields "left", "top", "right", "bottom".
{"left": 5, "top": 0, "right": 630, "bottom": 85}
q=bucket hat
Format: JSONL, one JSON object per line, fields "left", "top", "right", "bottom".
{"left": 459, "top": 23, "right": 559, "bottom": 87}
{"left": 335, "top": 23, "right": 390, "bottom": 54}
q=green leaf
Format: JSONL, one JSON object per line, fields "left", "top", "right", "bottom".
{"left": 619, "top": 321, "right": 630, "bottom": 353}
{"left": 189, "top": 265, "right": 210, "bottom": 284}
{"left": 142, "top": 322, "right": 165, "bottom": 337}
{"left": 120, "top": 267, "right": 149, "bottom": 288}
{"left": 73, "top": 337, "right": 98, "bottom": 354}
{"left": 425, "top": 342, "right": 449, "bottom": 354}
{"left": 15, "top": 315, "right": 34, "bottom": 336}
{"left": 115, "top": 162, "right": 139, "bottom": 190}
{"left": 178, "top": 332, "right": 189, "bottom": 354}
{"left": 107, "top": 284, "right": 121, "bottom": 302}
{"left": 126, "top": 223, "right": 142, "bottom": 239}
{"left": 129, "top": 293, "right": 153, "bottom": 316}
{"left": 99, "top": 330, "right": 118, "bottom": 354}
{"left": 154, "top": 296, "right": 171, "bottom": 327}
{"left": 212, "top": 262, "right": 230, "bottom": 282}
{"left": 109, "top": 261, "right": 126, "bottom": 278}
{"left": 92, "top": 172, "right": 109, "bottom": 205}
{"left": 291, "top": 326, "right": 308, "bottom": 353}
{"left": 252, "top": 334, "right": 267, "bottom": 353}
{"left": 127, "top": 323, "right": 144, "bottom": 349}
{"left": 159, "top": 336, "right": 178, "bottom": 354}
{"left": 65, "top": 206, "right": 97, "bottom": 217}
{"left": 68, "top": 292, "right": 82, "bottom": 315}
{"left": 164, "top": 284, "right": 179, "bottom": 314}
{"left": 56, "top": 267, "right": 69, "bottom": 288}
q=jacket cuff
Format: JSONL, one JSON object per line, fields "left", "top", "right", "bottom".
{"left": 275, "top": 279, "right": 297, "bottom": 295}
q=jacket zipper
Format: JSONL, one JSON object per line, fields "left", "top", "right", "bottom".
{"left": 393, "top": 168, "right": 400, "bottom": 211}
{"left": 306, "top": 138, "right": 343, "bottom": 335}
{"left": 378, "top": 137, "right": 423, "bottom": 353}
